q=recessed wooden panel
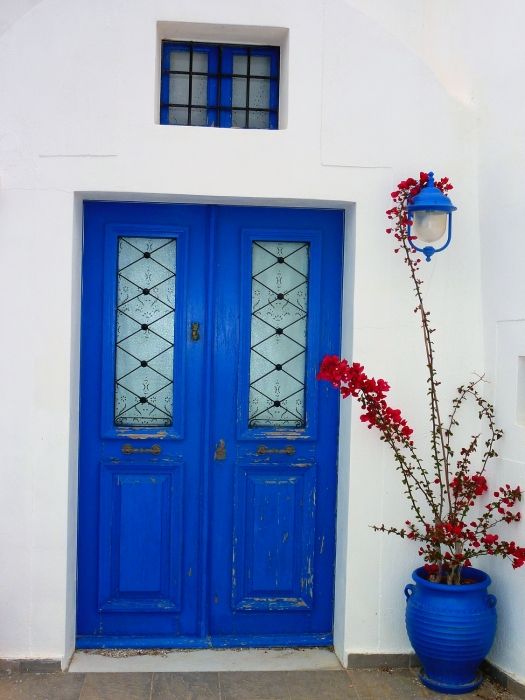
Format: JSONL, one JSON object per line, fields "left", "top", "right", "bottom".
{"left": 118, "top": 474, "right": 165, "bottom": 592}
{"left": 98, "top": 462, "right": 183, "bottom": 613}
{"left": 250, "top": 477, "right": 295, "bottom": 591}
{"left": 232, "top": 464, "right": 316, "bottom": 611}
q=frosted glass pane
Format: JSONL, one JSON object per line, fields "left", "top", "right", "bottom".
{"left": 233, "top": 55, "right": 248, "bottom": 74}
{"left": 115, "top": 237, "right": 176, "bottom": 427}
{"left": 168, "top": 107, "right": 189, "bottom": 125}
{"left": 232, "top": 110, "right": 246, "bottom": 128}
{"left": 248, "top": 111, "right": 269, "bottom": 129}
{"left": 249, "top": 78, "right": 270, "bottom": 109}
{"left": 170, "top": 51, "right": 190, "bottom": 72}
{"left": 250, "top": 55, "right": 271, "bottom": 76}
{"left": 192, "top": 51, "right": 208, "bottom": 73}
{"left": 191, "top": 75, "right": 207, "bottom": 105}
{"left": 190, "top": 108, "right": 207, "bottom": 126}
{"left": 249, "top": 241, "right": 309, "bottom": 428}
{"left": 169, "top": 74, "right": 189, "bottom": 105}
{"left": 232, "top": 77, "right": 247, "bottom": 108}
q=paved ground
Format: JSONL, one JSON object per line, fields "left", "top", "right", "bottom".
{"left": 0, "top": 668, "right": 521, "bottom": 700}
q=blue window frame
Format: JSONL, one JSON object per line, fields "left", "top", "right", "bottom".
{"left": 160, "top": 41, "right": 279, "bottom": 129}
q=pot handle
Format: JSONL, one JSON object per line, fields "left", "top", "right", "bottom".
{"left": 487, "top": 594, "right": 497, "bottom": 608}
{"left": 404, "top": 584, "right": 416, "bottom": 601}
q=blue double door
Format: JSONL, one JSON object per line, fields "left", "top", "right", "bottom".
{"left": 77, "top": 202, "right": 343, "bottom": 647}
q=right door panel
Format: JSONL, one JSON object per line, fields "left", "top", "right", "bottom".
{"left": 209, "top": 206, "right": 344, "bottom": 643}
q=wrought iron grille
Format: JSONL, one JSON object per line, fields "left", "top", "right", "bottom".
{"left": 249, "top": 241, "right": 309, "bottom": 428}
{"left": 160, "top": 41, "right": 279, "bottom": 129}
{"left": 114, "top": 237, "right": 176, "bottom": 427}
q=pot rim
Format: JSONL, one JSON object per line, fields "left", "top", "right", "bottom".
{"left": 412, "top": 566, "right": 492, "bottom": 591}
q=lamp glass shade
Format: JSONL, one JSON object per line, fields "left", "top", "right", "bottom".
{"left": 412, "top": 210, "right": 448, "bottom": 243}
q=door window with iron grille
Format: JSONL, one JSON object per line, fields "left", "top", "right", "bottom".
{"left": 249, "top": 241, "right": 309, "bottom": 428}
{"left": 160, "top": 42, "right": 279, "bottom": 129}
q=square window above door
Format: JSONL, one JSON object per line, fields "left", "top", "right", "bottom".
{"left": 160, "top": 41, "right": 280, "bottom": 129}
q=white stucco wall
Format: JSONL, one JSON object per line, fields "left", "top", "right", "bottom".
{"left": 455, "top": 5, "right": 525, "bottom": 685}
{"left": 0, "top": 0, "right": 506, "bottom": 670}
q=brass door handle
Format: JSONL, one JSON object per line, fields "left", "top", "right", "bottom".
{"left": 214, "top": 439, "right": 226, "bottom": 461}
{"left": 191, "top": 322, "right": 200, "bottom": 341}
{"left": 257, "top": 445, "right": 295, "bottom": 455}
{"left": 121, "top": 444, "right": 161, "bottom": 455}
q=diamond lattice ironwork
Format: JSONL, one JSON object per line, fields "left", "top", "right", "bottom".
{"left": 249, "top": 241, "right": 309, "bottom": 428}
{"left": 114, "top": 237, "right": 176, "bottom": 426}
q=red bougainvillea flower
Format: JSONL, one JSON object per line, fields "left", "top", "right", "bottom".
{"left": 482, "top": 534, "right": 499, "bottom": 545}
{"left": 472, "top": 475, "right": 488, "bottom": 495}
{"left": 316, "top": 354, "right": 341, "bottom": 384}
{"left": 317, "top": 356, "right": 413, "bottom": 445}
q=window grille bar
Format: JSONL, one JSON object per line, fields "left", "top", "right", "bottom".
{"left": 163, "top": 70, "right": 275, "bottom": 81}
{"left": 217, "top": 45, "right": 223, "bottom": 127}
{"left": 161, "top": 103, "right": 277, "bottom": 114}
{"left": 187, "top": 44, "right": 193, "bottom": 126}
{"left": 245, "top": 48, "right": 251, "bottom": 129}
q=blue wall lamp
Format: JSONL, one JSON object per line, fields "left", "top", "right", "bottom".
{"left": 407, "top": 172, "right": 457, "bottom": 261}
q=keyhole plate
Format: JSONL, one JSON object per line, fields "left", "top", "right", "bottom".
{"left": 191, "top": 322, "right": 200, "bottom": 341}
{"left": 214, "top": 439, "right": 226, "bottom": 461}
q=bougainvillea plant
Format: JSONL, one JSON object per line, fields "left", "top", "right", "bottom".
{"left": 318, "top": 172, "right": 525, "bottom": 584}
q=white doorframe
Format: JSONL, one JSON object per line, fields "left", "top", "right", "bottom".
{"left": 63, "top": 191, "right": 355, "bottom": 669}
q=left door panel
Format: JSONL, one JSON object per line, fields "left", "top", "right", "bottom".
{"left": 77, "top": 202, "right": 207, "bottom": 642}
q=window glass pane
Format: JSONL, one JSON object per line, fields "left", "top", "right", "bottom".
{"left": 248, "top": 110, "right": 270, "bottom": 129}
{"left": 169, "top": 74, "right": 189, "bottom": 105}
{"left": 191, "top": 74, "right": 207, "bottom": 106}
{"left": 249, "top": 241, "right": 309, "bottom": 428}
{"left": 232, "top": 77, "right": 247, "bottom": 108}
{"left": 192, "top": 51, "right": 208, "bottom": 73}
{"left": 233, "top": 54, "right": 248, "bottom": 74}
{"left": 169, "top": 50, "right": 190, "bottom": 72}
{"left": 190, "top": 108, "right": 207, "bottom": 126}
{"left": 249, "top": 78, "right": 270, "bottom": 109}
{"left": 168, "top": 107, "right": 189, "bottom": 125}
{"left": 232, "top": 110, "right": 246, "bottom": 128}
{"left": 115, "top": 237, "right": 176, "bottom": 427}
{"left": 250, "top": 55, "right": 271, "bottom": 77}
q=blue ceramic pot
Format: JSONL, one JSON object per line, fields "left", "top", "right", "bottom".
{"left": 405, "top": 567, "right": 497, "bottom": 695}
